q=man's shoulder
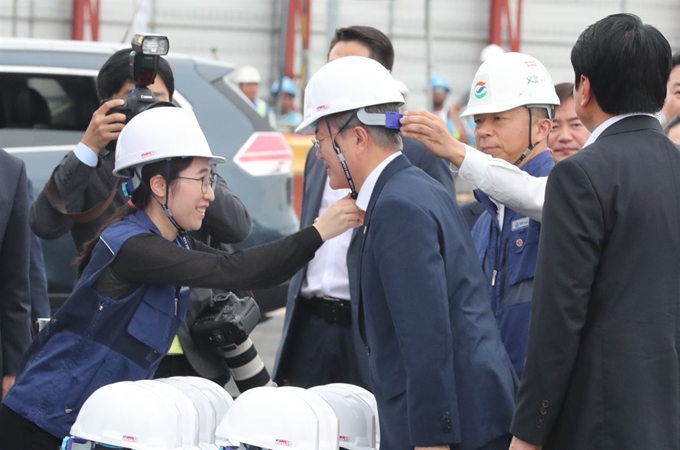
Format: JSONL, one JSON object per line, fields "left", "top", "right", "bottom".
{"left": 401, "top": 136, "right": 431, "bottom": 162}
{"left": 0, "top": 148, "right": 24, "bottom": 171}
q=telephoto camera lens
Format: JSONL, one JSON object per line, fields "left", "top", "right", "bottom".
{"left": 221, "top": 337, "right": 276, "bottom": 392}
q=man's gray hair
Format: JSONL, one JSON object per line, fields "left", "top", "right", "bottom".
{"left": 327, "top": 102, "right": 403, "bottom": 151}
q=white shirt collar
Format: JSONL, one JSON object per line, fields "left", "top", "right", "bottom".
{"left": 583, "top": 113, "right": 653, "bottom": 148}
{"left": 356, "top": 151, "right": 402, "bottom": 211}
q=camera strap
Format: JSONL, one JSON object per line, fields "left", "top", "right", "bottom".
{"left": 42, "top": 165, "right": 121, "bottom": 224}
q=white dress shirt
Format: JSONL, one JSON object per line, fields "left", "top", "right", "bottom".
{"left": 299, "top": 179, "right": 353, "bottom": 300}
{"left": 356, "top": 151, "right": 402, "bottom": 211}
{"left": 300, "top": 151, "right": 402, "bottom": 300}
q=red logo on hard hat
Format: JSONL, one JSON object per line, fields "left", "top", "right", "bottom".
{"left": 122, "top": 435, "right": 139, "bottom": 443}
{"left": 141, "top": 151, "right": 156, "bottom": 159}
{"left": 275, "top": 439, "right": 293, "bottom": 447}
{"left": 316, "top": 104, "right": 330, "bottom": 112}
{"left": 340, "top": 436, "right": 351, "bottom": 442}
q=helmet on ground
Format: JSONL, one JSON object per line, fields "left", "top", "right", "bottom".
{"left": 232, "top": 66, "right": 262, "bottom": 84}
{"left": 324, "top": 384, "right": 380, "bottom": 448}
{"left": 113, "top": 107, "right": 225, "bottom": 179}
{"left": 159, "top": 378, "right": 221, "bottom": 450}
{"left": 216, "top": 386, "right": 339, "bottom": 450}
{"left": 177, "top": 377, "right": 234, "bottom": 428}
{"left": 136, "top": 380, "right": 201, "bottom": 450}
{"left": 271, "top": 76, "right": 297, "bottom": 97}
{"left": 461, "top": 52, "right": 560, "bottom": 118}
{"left": 68, "top": 381, "right": 184, "bottom": 450}
{"left": 310, "top": 386, "right": 377, "bottom": 450}
{"left": 296, "top": 56, "right": 404, "bottom": 134}
{"left": 430, "top": 74, "right": 450, "bottom": 92}
{"left": 480, "top": 44, "right": 505, "bottom": 63}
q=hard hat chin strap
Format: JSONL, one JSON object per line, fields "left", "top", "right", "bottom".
{"left": 159, "top": 160, "right": 189, "bottom": 245}
{"left": 328, "top": 112, "right": 359, "bottom": 199}
{"left": 513, "top": 106, "right": 543, "bottom": 167}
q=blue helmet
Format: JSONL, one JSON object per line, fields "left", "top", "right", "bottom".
{"left": 271, "top": 76, "right": 297, "bottom": 97}
{"left": 430, "top": 74, "right": 450, "bottom": 92}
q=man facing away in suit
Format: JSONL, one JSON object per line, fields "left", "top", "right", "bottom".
{"left": 0, "top": 149, "right": 33, "bottom": 399}
{"left": 509, "top": 14, "right": 676, "bottom": 450}
{"left": 273, "top": 25, "right": 456, "bottom": 389}
{"left": 296, "top": 55, "right": 517, "bottom": 450}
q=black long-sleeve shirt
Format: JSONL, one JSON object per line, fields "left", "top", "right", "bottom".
{"left": 93, "top": 226, "right": 322, "bottom": 299}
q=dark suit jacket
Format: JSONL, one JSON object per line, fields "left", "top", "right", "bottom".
{"left": 273, "top": 137, "right": 457, "bottom": 383}
{"left": 511, "top": 115, "right": 680, "bottom": 449}
{"left": 0, "top": 150, "right": 33, "bottom": 377}
{"left": 29, "top": 150, "right": 252, "bottom": 380}
{"left": 354, "top": 154, "right": 516, "bottom": 450}
{"left": 26, "top": 179, "right": 50, "bottom": 322}
{"left": 460, "top": 201, "right": 485, "bottom": 231}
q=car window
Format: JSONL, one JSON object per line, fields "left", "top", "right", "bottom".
{"left": 0, "top": 72, "right": 98, "bottom": 131}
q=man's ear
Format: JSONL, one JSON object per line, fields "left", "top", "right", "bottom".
{"left": 354, "top": 126, "right": 370, "bottom": 155}
{"left": 534, "top": 116, "right": 552, "bottom": 142}
{"left": 579, "top": 75, "right": 592, "bottom": 109}
{"left": 149, "top": 174, "right": 167, "bottom": 199}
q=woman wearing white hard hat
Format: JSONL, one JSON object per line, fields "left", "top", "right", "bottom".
{"left": 0, "top": 106, "right": 363, "bottom": 449}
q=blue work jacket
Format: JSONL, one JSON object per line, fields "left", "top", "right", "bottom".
{"left": 3, "top": 210, "right": 189, "bottom": 439}
{"left": 471, "top": 151, "right": 554, "bottom": 378}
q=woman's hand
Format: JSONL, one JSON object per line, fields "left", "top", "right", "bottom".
{"left": 313, "top": 195, "right": 365, "bottom": 241}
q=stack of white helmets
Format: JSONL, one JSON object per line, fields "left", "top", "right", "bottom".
{"left": 64, "top": 380, "right": 378, "bottom": 450}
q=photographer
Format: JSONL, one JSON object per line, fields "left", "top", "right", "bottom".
{"left": 0, "top": 106, "right": 364, "bottom": 449}
{"left": 29, "top": 43, "right": 254, "bottom": 388}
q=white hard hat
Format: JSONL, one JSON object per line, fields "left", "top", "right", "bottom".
{"left": 69, "top": 381, "right": 184, "bottom": 450}
{"left": 232, "top": 65, "right": 262, "bottom": 84}
{"left": 177, "top": 377, "right": 234, "bottom": 428}
{"left": 136, "top": 380, "right": 201, "bottom": 450}
{"left": 393, "top": 79, "right": 409, "bottom": 96}
{"left": 461, "top": 52, "right": 560, "bottom": 118}
{"left": 325, "top": 384, "right": 380, "bottom": 448}
{"left": 216, "top": 386, "right": 339, "bottom": 450}
{"left": 310, "top": 386, "right": 378, "bottom": 450}
{"left": 113, "top": 107, "right": 225, "bottom": 178}
{"left": 296, "top": 56, "right": 404, "bottom": 134}
{"left": 480, "top": 44, "right": 505, "bottom": 63}
{"left": 159, "top": 378, "right": 220, "bottom": 450}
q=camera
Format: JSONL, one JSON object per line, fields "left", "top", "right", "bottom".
{"left": 191, "top": 292, "right": 274, "bottom": 392}
{"left": 107, "top": 33, "right": 175, "bottom": 124}
{"left": 191, "top": 292, "right": 261, "bottom": 349}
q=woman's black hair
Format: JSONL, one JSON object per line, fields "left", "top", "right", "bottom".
{"left": 75, "top": 157, "right": 194, "bottom": 277}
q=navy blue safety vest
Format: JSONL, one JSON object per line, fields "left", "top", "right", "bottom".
{"left": 471, "top": 151, "right": 554, "bottom": 379}
{"left": 4, "top": 210, "right": 190, "bottom": 439}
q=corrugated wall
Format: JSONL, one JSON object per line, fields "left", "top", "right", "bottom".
{"left": 1, "top": 0, "right": 679, "bottom": 110}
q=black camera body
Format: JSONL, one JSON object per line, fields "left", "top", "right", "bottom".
{"left": 107, "top": 34, "right": 174, "bottom": 124}
{"left": 191, "top": 292, "right": 261, "bottom": 349}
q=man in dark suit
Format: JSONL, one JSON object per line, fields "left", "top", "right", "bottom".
{"left": 29, "top": 49, "right": 253, "bottom": 387}
{"left": 298, "top": 55, "right": 517, "bottom": 450}
{"left": 509, "top": 14, "right": 676, "bottom": 450}
{"left": 274, "top": 26, "right": 456, "bottom": 389}
{"left": 0, "top": 149, "right": 33, "bottom": 399}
